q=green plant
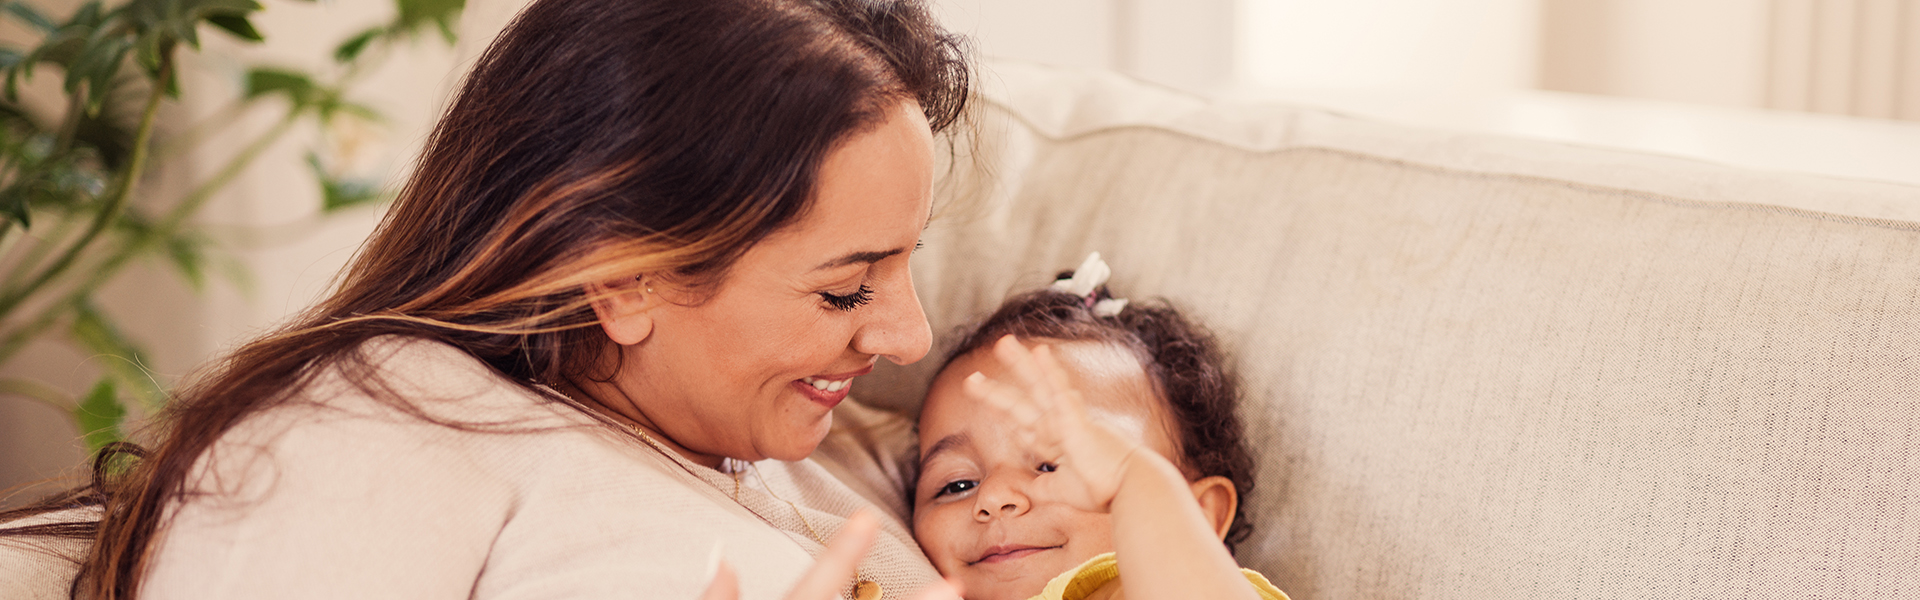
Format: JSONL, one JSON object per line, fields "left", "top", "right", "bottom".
{"left": 0, "top": 0, "right": 462, "bottom": 451}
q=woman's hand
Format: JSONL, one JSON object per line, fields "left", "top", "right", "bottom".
{"left": 699, "top": 511, "right": 961, "bottom": 600}
{"left": 961, "top": 335, "right": 1144, "bottom": 513}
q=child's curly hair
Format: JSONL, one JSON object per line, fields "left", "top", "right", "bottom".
{"left": 938, "top": 274, "right": 1259, "bottom": 554}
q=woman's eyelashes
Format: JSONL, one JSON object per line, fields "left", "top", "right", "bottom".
{"left": 819, "top": 284, "right": 874, "bottom": 311}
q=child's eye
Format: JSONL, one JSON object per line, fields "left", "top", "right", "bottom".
{"left": 1037, "top": 462, "right": 1057, "bottom": 473}
{"left": 819, "top": 284, "right": 873, "bottom": 311}
{"left": 934, "top": 480, "right": 977, "bottom": 498}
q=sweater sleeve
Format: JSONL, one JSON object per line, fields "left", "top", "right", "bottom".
{"left": 141, "top": 399, "right": 515, "bottom": 600}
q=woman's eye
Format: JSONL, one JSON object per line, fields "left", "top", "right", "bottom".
{"left": 934, "top": 480, "right": 976, "bottom": 498}
{"left": 819, "top": 284, "right": 873, "bottom": 311}
{"left": 1037, "top": 462, "right": 1057, "bottom": 473}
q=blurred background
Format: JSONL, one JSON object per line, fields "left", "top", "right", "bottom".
{"left": 4, "top": 0, "right": 1919, "bottom": 506}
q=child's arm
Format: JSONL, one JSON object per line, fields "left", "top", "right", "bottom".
{"left": 964, "top": 335, "right": 1260, "bottom": 600}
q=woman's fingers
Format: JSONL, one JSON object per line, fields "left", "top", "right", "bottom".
{"left": 910, "top": 579, "right": 964, "bottom": 600}
{"left": 783, "top": 510, "right": 879, "bottom": 600}
{"left": 697, "top": 559, "right": 740, "bottom": 600}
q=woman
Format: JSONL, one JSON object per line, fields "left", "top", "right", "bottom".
{"left": 0, "top": 0, "right": 969, "bottom": 598}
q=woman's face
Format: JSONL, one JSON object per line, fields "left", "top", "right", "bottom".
{"left": 618, "top": 100, "right": 935, "bottom": 465}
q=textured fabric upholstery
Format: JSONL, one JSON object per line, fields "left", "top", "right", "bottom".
{"left": 859, "top": 61, "right": 1920, "bottom": 599}
{"left": 0, "top": 508, "right": 91, "bottom": 600}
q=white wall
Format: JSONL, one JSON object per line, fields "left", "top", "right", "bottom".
{"left": 1540, "top": 0, "right": 1772, "bottom": 108}
{"left": 1239, "top": 0, "right": 1541, "bottom": 91}
{"left": 939, "top": 0, "right": 1539, "bottom": 93}
{"left": 933, "top": 0, "right": 1238, "bottom": 91}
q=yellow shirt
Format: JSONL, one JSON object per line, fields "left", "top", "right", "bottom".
{"left": 1029, "top": 552, "right": 1290, "bottom": 600}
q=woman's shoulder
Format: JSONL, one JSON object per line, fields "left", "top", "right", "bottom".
{"left": 148, "top": 336, "right": 738, "bottom": 596}
{"left": 188, "top": 335, "right": 624, "bottom": 504}
{"left": 0, "top": 506, "right": 97, "bottom": 599}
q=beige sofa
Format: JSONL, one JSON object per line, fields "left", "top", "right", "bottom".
{"left": 9, "top": 61, "right": 1920, "bottom": 599}
{"left": 859, "top": 61, "right": 1920, "bottom": 599}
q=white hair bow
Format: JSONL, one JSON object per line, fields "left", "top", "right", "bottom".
{"left": 1051, "top": 251, "right": 1129, "bottom": 317}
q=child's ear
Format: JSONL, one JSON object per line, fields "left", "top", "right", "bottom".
{"left": 588, "top": 276, "right": 655, "bottom": 346}
{"left": 1188, "top": 475, "right": 1239, "bottom": 540}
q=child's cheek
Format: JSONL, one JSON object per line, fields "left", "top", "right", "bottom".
{"left": 915, "top": 503, "right": 965, "bottom": 573}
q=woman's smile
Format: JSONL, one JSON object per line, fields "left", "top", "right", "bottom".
{"left": 793, "top": 364, "right": 875, "bottom": 408}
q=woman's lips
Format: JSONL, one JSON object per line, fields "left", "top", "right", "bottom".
{"left": 791, "top": 365, "right": 873, "bottom": 408}
{"left": 969, "top": 544, "right": 1058, "bottom": 565}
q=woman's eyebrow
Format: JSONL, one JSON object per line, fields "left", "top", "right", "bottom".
{"left": 918, "top": 432, "right": 972, "bottom": 470}
{"left": 812, "top": 247, "right": 906, "bottom": 271}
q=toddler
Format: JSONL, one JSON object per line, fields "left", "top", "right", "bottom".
{"left": 912, "top": 254, "right": 1288, "bottom": 600}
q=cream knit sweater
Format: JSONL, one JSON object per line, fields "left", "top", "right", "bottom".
{"left": 68, "top": 336, "right": 937, "bottom": 599}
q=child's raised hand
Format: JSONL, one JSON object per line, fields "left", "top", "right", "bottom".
{"left": 961, "top": 334, "right": 1144, "bottom": 513}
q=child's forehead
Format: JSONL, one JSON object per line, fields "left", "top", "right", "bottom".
{"left": 923, "top": 338, "right": 1179, "bottom": 456}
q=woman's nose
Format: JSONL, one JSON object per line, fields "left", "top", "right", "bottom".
{"left": 852, "top": 270, "right": 930, "bottom": 365}
{"left": 971, "top": 477, "right": 1030, "bottom": 522}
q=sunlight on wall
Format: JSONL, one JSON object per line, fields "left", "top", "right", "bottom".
{"left": 1237, "top": 0, "right": 1539, "bottom": 91}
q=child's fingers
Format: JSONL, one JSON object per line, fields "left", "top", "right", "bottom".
{"left": 1029, "top": 345, "right": 1082, "bottom": 416}
{"left": 782, "top": 511, "right": 878, "bottom": 600}
{"left": 989, "top": 335, "right": 1058, "bottom": 404}
{"left": 963, "top": 372, "right": 1043, "bottom": 428}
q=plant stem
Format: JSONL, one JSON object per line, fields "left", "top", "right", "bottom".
{"left": 0, "top": 104, "right": 301, "bottom": 371}
{"left": 51, "top": 83, "right": 88, "bottom": 156}
{"left": 64, "top": 108, "right": 298, "bottom": 300}
{"left": 0, "top": 376, "right": 75, "bottom": 412}
{"left": 0, "top": 303, "right": 65, "bottom": 367}
{"left": 0, "top": 50, "right": 172, "bottom": 320}
{"left": 162, "top": 109, "right": 300, "bottom": 231}
{"left": 1, "top": 210, "right": 83, "bottom": 290}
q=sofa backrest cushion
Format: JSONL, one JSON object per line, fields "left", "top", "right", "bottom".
{"left": 862, "top": 61, "right": 1920, "bottom": 599}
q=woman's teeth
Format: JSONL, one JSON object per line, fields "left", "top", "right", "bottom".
{"left": 802, "top": 377, "right": 850, "bottom": 392}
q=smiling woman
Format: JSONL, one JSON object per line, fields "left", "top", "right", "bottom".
{"left": 0, "top": 0, "right": 969, "bottom": 598}
{"left": 576, "top": 100, "right": 937, "bottom": 468}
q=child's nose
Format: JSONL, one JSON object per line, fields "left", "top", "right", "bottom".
{"left": 972, "top": 479, "right": 1030, "bottom": 521}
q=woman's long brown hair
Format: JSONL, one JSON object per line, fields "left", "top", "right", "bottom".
{"left": 0, "top": 0, "right": 968, "bottom": 597}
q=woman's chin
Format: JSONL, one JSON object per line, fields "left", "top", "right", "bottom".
{"left": 758, "top": 414, "right": 835, "bottom": 462}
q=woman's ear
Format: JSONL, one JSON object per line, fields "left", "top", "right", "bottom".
{"left": 1188, "top": 475, "right": 1239, "bottom": 540}
{"left": 588, "top": 277, "right": 655, "bottom": 346}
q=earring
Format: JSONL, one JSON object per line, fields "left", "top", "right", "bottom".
{"left": 633, "top": 275, "right": 653, "bottom": 294}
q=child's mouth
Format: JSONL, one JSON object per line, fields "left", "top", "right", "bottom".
{"left": 969, "top": 544, "right": 1060, "bottom": 565}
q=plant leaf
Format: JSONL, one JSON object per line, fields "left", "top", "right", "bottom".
{"left": 2, "top": 2, "right": 56, "bottom": 33}
{"left": 205, "top": 14, "right": 261, "bottom": 42}
{"left": 65, "top": 35, "right": 133, "bottom": 115}
{"left": 73, "top": 377, "right": 125, "bottom": 452}
{"left": 314, "top": 97, "right": 382, "bottom": 125}
{"left": 243, "top": 67, "right": 316, "bottom": 106}
{"left": 0, "top": 186, "right": 29, "bottom": 228}
{"left": 305, "top": 152, "right": 384, "bottom": 211}
{"left": 333, "top": 27, "right": 381, "bottom": 63}
{"left": 394, "top": 0, "right": 462, "bottom": 43}
{"left": 165, "top": 232, "right": 207, "bottom": 290}
{"left": 69, "top": 300, "right": 167, "bottom": 410}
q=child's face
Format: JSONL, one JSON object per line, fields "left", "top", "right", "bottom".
{"left": 913, "top": 339, "right": 1181, "bottom": 600}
